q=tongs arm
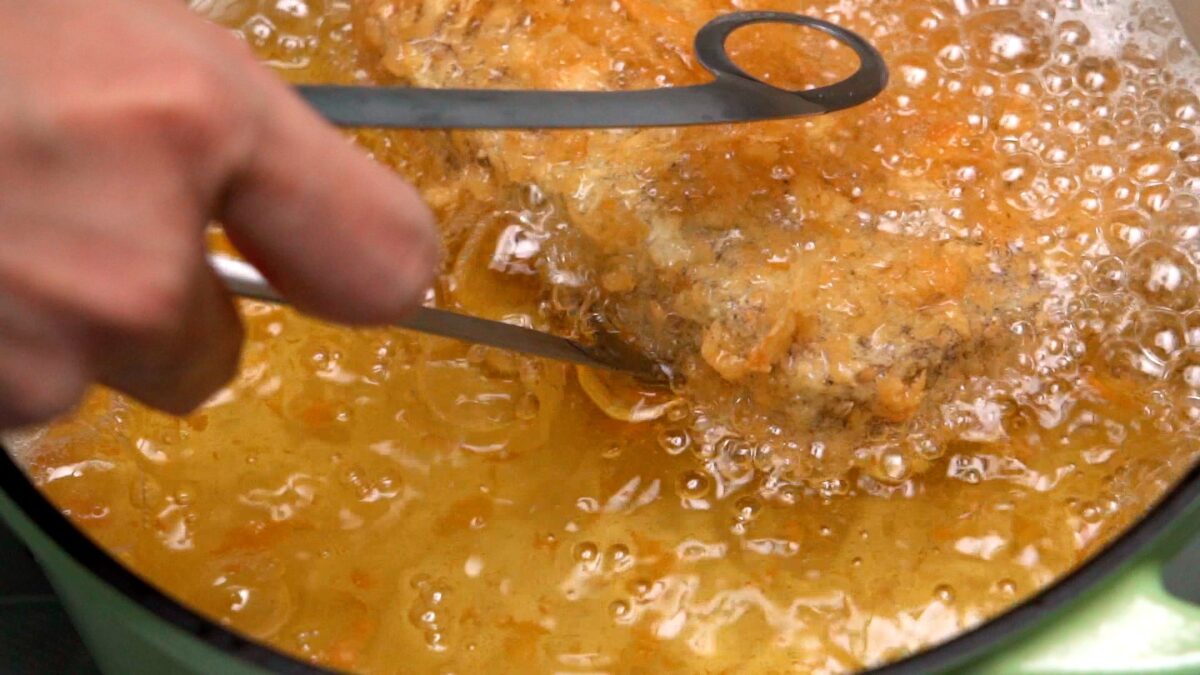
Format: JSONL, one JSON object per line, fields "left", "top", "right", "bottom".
{"left": 208, "top": 255, "right": 668, "bottom": 382}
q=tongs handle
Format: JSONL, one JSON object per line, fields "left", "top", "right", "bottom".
{"left": 299, "top": 12, "right": 888, "bottom": 130}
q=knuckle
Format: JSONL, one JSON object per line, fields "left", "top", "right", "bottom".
{"left": 95, "top": 262, "right": 194, "bottom": 341}
{"left": 142, "top": 66, "right": 239, "bottom": 153}
{"left": 99, "top": 284, "right": 244, "bottom": 416}
{"left": 214, "top": 318, "right": 245, "bottom": 378}
{"left": 68, "top": 61, "right": 249, "bottom": 166}
{"left": 0, "top": 98, "right": 61, "bottom": 167}
{"left": 155, "top": 389, "right": 210, "bottom": 416}
{"left": 195, "top": 308, "right": 245, "bottom": 396}
{"left": 192, "top": 323, "right": 244, "bottom": 400}
{"left": 24, "top": 374, "right": 85, "bottom": 422}
{"left": 156, "top": 331, "right": 243, "bottom": 416}
{"left": 0, "top": 355, "right": 86, "bottom": 427}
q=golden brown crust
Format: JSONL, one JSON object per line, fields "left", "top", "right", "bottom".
{"left": 354, "top": 0, "right": 1051, "bottom": 478}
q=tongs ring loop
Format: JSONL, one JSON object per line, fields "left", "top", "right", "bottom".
{"left": 297, "top": 11, "right": 888, "bottom": 130}
{"left": 693, "top": 12, "right": 889, "bottom": 113}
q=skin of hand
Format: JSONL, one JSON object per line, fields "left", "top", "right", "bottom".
{"left": 0, "top": 0, "right": 438, "bottom": 429}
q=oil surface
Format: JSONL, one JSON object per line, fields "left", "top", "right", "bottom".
{"left": 14, "top": 0, "right": 1200, "bottom": 672}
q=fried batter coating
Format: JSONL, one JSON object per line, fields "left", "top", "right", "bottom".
{"left": 355, "top": 0, "right": 1048, "bottom": 477}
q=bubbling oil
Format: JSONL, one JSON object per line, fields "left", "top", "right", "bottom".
{"left": 15, "top": 0, "right": 1200, "bottom": 672}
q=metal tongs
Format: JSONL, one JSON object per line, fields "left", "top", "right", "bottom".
{"left": 210, "top": 12, "right": 888, "bottom": 381}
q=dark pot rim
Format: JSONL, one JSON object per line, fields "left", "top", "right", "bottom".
{"left": 2, "top": 440, "right": 1197, "bottom": 674}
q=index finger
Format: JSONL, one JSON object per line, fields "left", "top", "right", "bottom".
{"left": 218, "top": 76, "right": 439, "bottom": 325}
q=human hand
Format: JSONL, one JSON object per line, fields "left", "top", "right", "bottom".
{"left": 0, "top": 0, "right": 438, "bottom": 428}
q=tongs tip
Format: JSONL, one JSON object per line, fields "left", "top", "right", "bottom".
{"left": 582, "top": 323, "right": 676, "bottom": 387}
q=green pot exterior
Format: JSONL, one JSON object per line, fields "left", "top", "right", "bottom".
{"left": 965, "top": 493, "right": 1200, "bottom": 675}
{"left": 3, "top": 480, "right": 1200, "bottom": 675}
{"left": 0, "top": 487, "right": 267, "bottom": 675}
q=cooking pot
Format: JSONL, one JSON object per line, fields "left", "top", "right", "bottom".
{"left": 2, "top": 2, "right": 1199, "bottom": 672}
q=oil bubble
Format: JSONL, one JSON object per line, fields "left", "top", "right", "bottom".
{"left": 1127, "top": 242, "right": 1197, "bottom": 310}
{"left": 573, "top": 541, "right": 599, "bottom": 563}
{"left": 676, "top": 471, "right": 711, "bottom": 499}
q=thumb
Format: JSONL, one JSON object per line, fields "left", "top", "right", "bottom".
{"left": 218, "top": 81, "right": 439, "bottom": 325}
